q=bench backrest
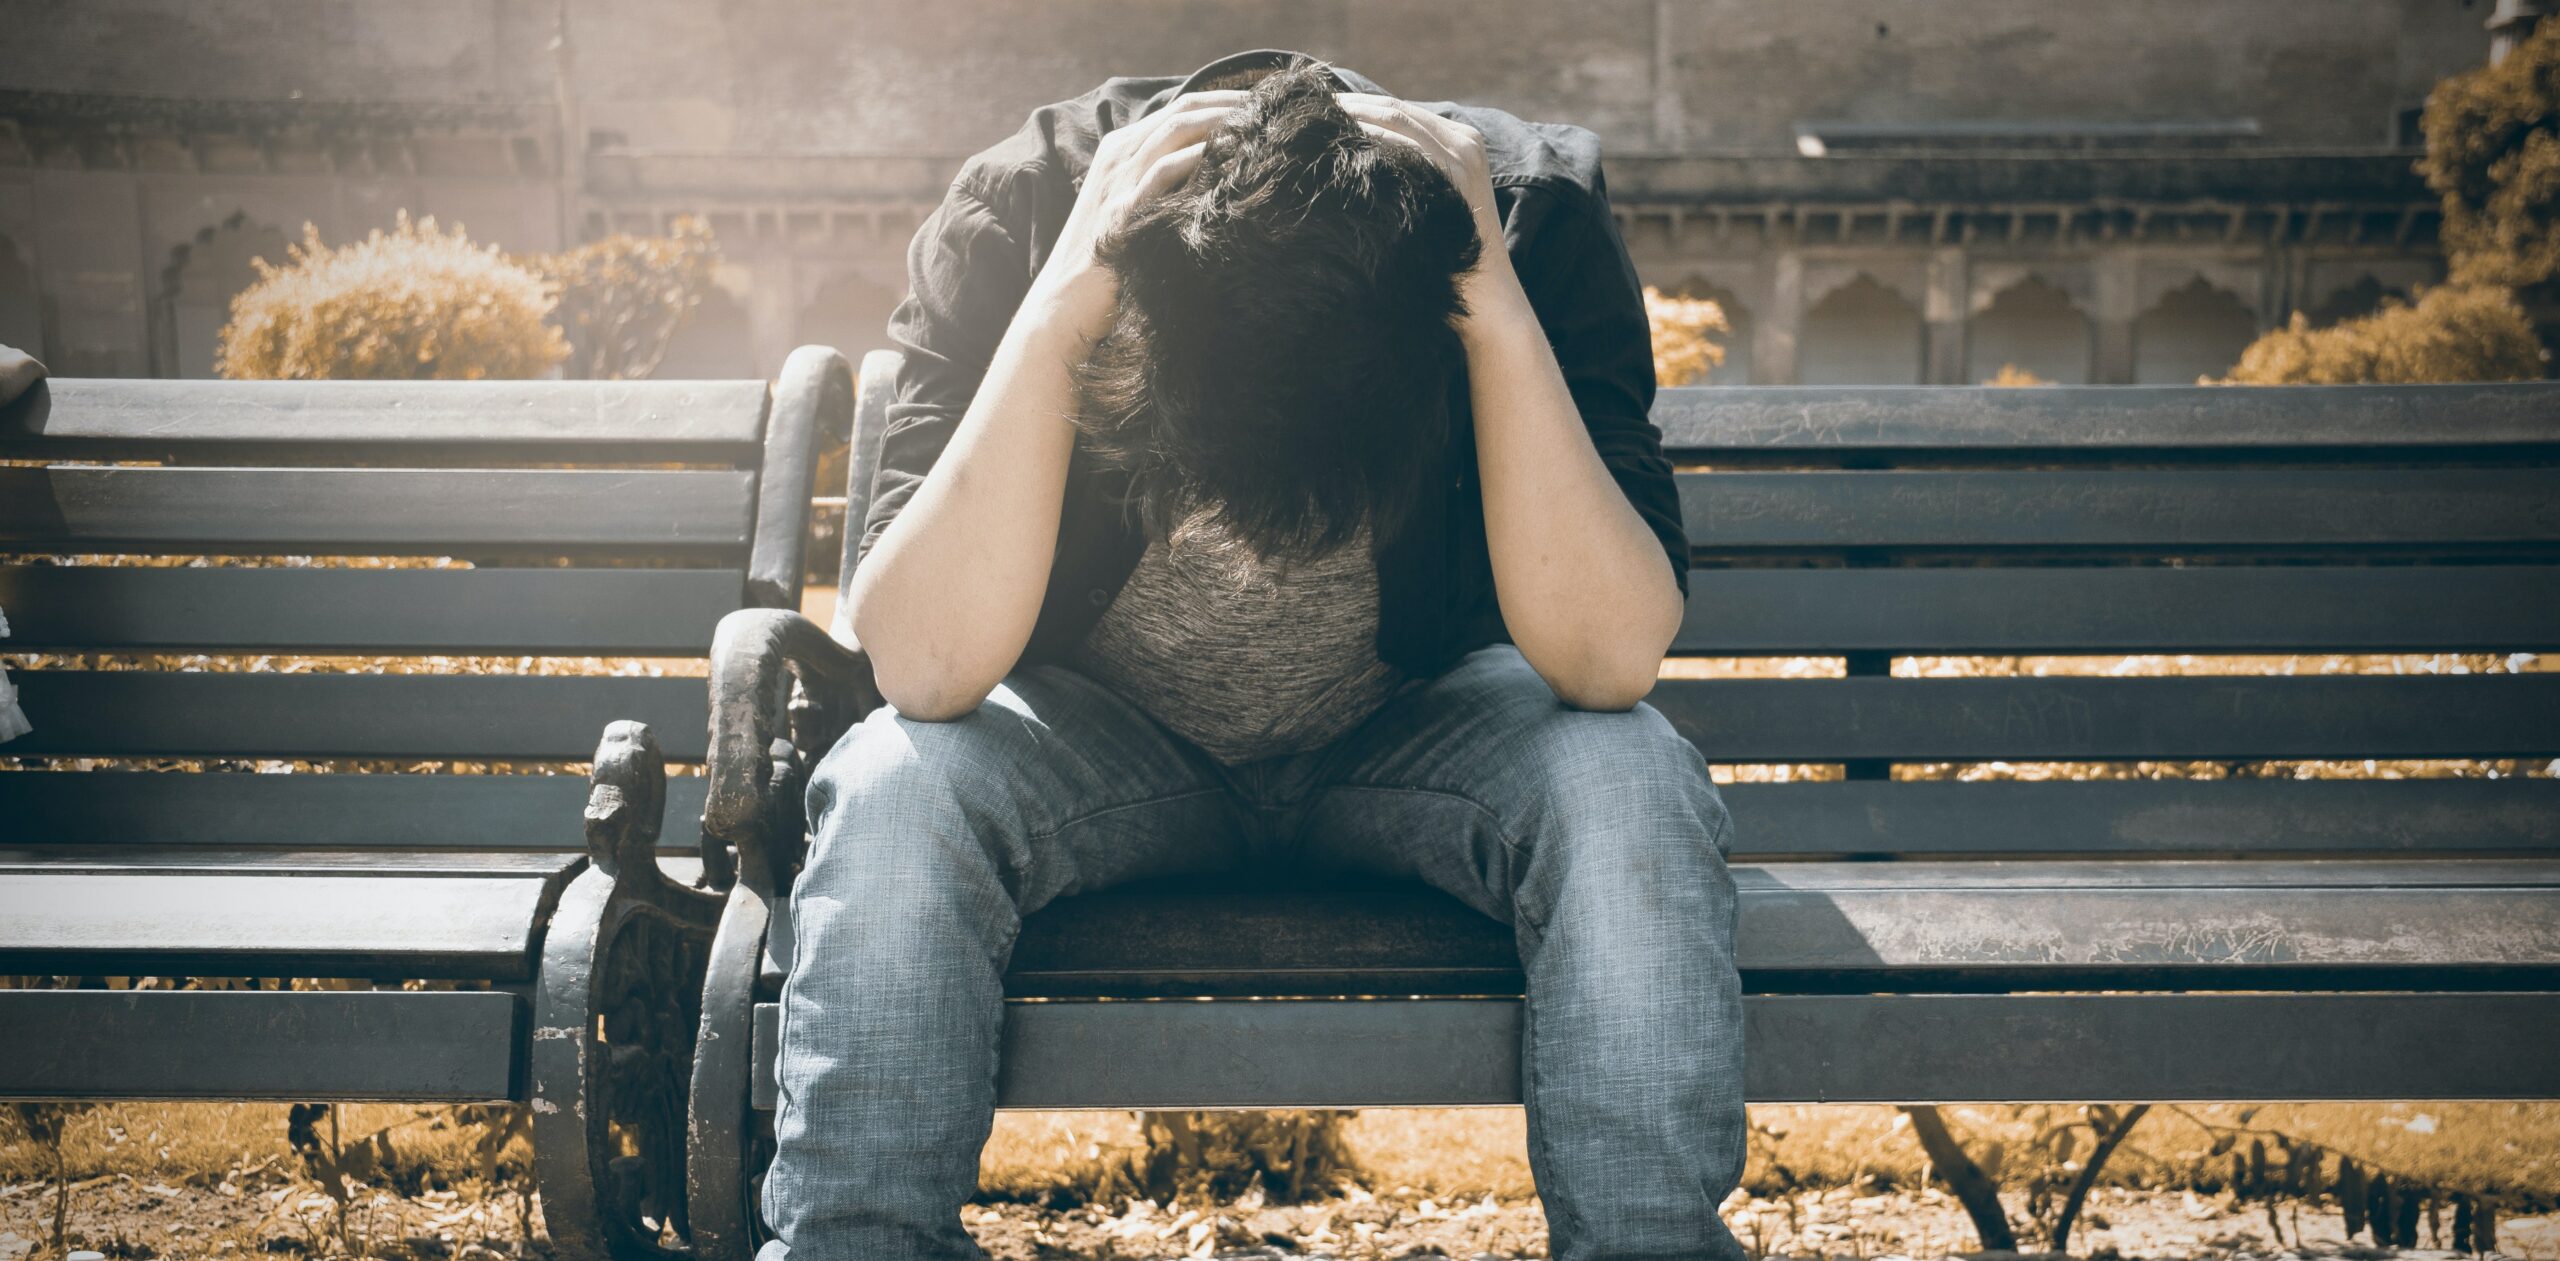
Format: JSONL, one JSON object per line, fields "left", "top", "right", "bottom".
{"left": 840, "top": 352, "right": 2560, "bottom": 862}
{"left": 1, "top": 350, "right": 852, "bottom": 854}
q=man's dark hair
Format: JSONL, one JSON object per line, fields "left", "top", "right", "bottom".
{"left": 1075, "top": 59, "right": 1484, "bottom": 559}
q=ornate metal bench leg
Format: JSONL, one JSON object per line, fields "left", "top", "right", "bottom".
{"left": 534, "top": 721, "right": 724, "bottom": 1261}
{"left": 685, "top": 884, "right": 773, "bottom": 1261}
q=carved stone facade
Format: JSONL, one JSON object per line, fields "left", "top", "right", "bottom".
{"left": 0, "top": 0, "right": 2501, "bottom": 383}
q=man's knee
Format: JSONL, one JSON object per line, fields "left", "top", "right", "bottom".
{"left": 1533, "top": 703, "right": 1721, "bottom": 818}
{"left": 801, "top": 702, "right": 1030, "bottom": 887}
{"left": 1514, "top": 705, "right": 1734, "bottom": 895}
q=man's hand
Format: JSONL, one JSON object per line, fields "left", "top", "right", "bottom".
{"left": 1335, "top": 94, "right": 1511, "bottom": 296}
{"left": 1343, "top": 95, "right": 1683, "bottom": 711}
{"left": 849, "top": 90, "right": 1244, "bottom": 722}
{"left": 1035, "top": 91, "right": 1246, "bottom": 327}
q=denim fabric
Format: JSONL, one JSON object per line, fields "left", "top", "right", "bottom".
{"left": 761, "top": 644, "right": 1746, "bottom": 1261}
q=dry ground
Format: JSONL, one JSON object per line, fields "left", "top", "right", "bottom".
{"left": 6, "top": 1103, "right": 2556, "bottom": 1260}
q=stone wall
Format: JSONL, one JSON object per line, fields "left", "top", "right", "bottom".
{"left": 556, "top": 0, "right": 2485, "bottom": 155}
{"left": 0, "top": 0, "right": 2497, "bottom": 381}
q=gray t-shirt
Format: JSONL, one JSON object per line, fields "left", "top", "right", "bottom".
{"left": 1068, "top": 507, "right": 1407, "bottom": 764}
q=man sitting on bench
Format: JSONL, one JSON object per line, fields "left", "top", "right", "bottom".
{"left": 767, "top": 51, "right": 1745, "bottom": 1261}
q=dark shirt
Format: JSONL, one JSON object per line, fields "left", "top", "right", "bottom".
{"left": 861, "top": 48, "right": 1689, "bottom": 683}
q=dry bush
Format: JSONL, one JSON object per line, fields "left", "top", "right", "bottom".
{"left": 216, "top": 213, "right": 567, "bottom": 382}
{"left": 1645, "top": 286, "right": 1729, "bottom": 387}
{"left": 2423, "top": 19, "right": 2560, "bottom": 290}
{"left": 530, "top": 214, "right": 720, "bottom": 381}
{"left": 2215, "top": 283, "right": 2543, "bottom": 385}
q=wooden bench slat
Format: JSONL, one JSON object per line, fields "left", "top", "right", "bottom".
{"left": 775, "top": 993, "right": 2559, "bottom": 1108}
{"left": 0, "top": 565, "right": 747, "bottom": 653}
{"left": 0, "top": 467, "right": 756, "bottom": 554}
{"left": 0, "top": 771, "right": 709, "bottom": 851}
{"left": 1679, "top": 564, "right": 2560, "bottom": 653}
{"left": 22, "top": 673, "right": 2536, "bottom": 769}
{"left": 0, "top": 990, "right": 522, "bottom": 1102}
{"left": 0, "top": 857, "right": 582, "bottom": 980}
{"left": 0, "top": 849, "right": 595, "bottom": 875}
{"left": 11, "top": 774, "right": 2545, "bottom": 859}
{"left": 1719, "top": 778, "right": 2560, "bottom": 856}
{"left": 987, "top": 860, "right": 2560, "bottom": 998}
{"left": 1676, "top": 469, "right": 2560, "bottom": 551}
{"left": 1, "top": 377, "right": 768, "bottom": 460}
{"left": 7, "top": 671, "right": 711, "bottom": 760}
{"left": 1653, "top": 383, "right": 2560, "bottom": 454}
{"left": 1649, "top": 674, "right": 2560, "bottom": 761}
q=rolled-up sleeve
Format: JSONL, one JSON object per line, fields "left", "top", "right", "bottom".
{"left": 858, "top": 174, "right": 1035, "bottom": 571}
{"left": 1504, "top": 169, "right": 1690, "bottom": 598}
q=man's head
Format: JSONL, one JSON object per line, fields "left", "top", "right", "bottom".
{"left": 1074, "top": 59, "right": 1483, "bottom": 559}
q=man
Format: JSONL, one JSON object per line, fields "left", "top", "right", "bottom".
{"left": 765, "top": 50, "right": 1744, "bottom": 1261}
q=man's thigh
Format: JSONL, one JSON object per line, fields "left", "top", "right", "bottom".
{"left": 1290, "top": 644, "right": 1728, "bottom": 926}
{"left": 785, "top": 662, "right": 1252, "bottom": 958}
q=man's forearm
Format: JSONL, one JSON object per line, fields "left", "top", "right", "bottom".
{"left": 845, "top": 93, "right": 1237, "bottom": 721}
{"left": 844, "top": 283, "right": 1103, "bottom": 720}
{"left": 1463, "top": 273, "right": 1685, "bottom": 711}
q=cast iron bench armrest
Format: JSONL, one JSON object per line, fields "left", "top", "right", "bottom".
{"left": 704, "top": 607, "right": 880, "bottom": 897}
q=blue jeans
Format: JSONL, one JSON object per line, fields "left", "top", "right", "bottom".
{"left": 761, "top": 644, "right": 1746, "bottom": 1261}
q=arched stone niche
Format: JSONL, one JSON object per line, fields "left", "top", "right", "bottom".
{"left": 1800, "top": 273, "right": 1923, "bottom": 386}
{"left": 2134, "top": 275, "right": 2260, "bottom": 384}
{"left": 163, "top": 212, "right": 287, "bottom": 378}
{"left": 0, "top": 232, "right": 42, "bottom": 358}
{"left": 1968, "top": 274, "right": 2092, "bottom": 385}
{"left": 656, "top": 274, "right": 757, "bottom": 380}
{"left": 796, "top": 270, "right": 903, "bottom": 360}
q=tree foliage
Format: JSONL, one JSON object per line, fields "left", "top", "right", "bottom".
{"left": 217, "top": 214, "right": 567, "bottom": 381}
{"left": 2215, "top": 284, "right": 2542, "bottom": 384}
{"left": 1644, "top": 286, "right": 1729, "bottom": 386}
{"left": 2422, "top": 21, "right": 2560, "bottom": 288}
{"left": 2214, "top": 26, "right": 2557, "bottom": 385}
{"left": 530, "top": 214, "right": 720, "bottom": 380}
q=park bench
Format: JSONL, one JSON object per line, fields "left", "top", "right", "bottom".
{"left": 672, "top": 351, "right": 2560, "bottom": 1259}
{"left": 0, "top": 347, "right": 851, "bottom": 1261}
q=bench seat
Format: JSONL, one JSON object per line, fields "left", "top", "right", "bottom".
{"left": 748, "top": 991, "right": 2560, "bottom": 1109}
{"left": 0, "top": 849, "right": 586, "bottom": 981}
{"left": 745, "top": 859, "right": 2560, "bottom": 1000}
{"left": 996, "top": 859, "right": 2560, "bottom": 995}
{"left": 0, "top": 354, "right": 854, "bottom": 1261}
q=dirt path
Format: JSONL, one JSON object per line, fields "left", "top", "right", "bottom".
{"left": 6, "top": 1176, "right": 2554, "bottom": 1261}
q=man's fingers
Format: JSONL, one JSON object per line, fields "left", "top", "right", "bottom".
{"left": 1337, "top": 93, "right": 1454, "bottom": 143}
{"left": 1356, "top": 119, "right": 1450, "bottom": 171}
{"left": 1137, "top": 141, "right": 1208, "bottom": 200}
{"left": 1136, "top": 92, "right": 1248, "bottom": 145}
{"left": 1339, "top": 97, "right": 1435, "bottom": 139}
{"left": 1162, "top": 89, "right": 1250, "bottom": 115}
{"left": 1119, "top": 100, "right": 1242, "bottom": 173}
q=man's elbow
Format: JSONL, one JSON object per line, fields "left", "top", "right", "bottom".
{"left": 868, "top": 658, "right": 995, "bottom": 723}
{"left": 848, "top": 601, "right": 998, "bottom": 722}
{"left": 1547, "top": 657, "right": 1660, "bottom": 712}
{"left": 1525, "top": 594, "right": 1678, "bottom": 711}
{"left": 1528, "top": 634, "right": 1666, "bottom": 712}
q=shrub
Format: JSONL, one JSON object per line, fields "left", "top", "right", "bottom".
{"left": 2421, "top": 21, "right": 2560, "bottom": 288}
{"left": 530, "top": 215, "right": 720, "bottom": 380}
{"left": 1644, "top": 286, "right": 1729, "bottom": 386}
{"left": 217, "top": 213, "right": 567, "bottom": 381}
{"left": 2213, "top": 284, "right": 2542, "bottom": 385}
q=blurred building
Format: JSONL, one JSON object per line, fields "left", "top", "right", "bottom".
{"left": 0, "top": 0, "right": 2515, "bottom": 383}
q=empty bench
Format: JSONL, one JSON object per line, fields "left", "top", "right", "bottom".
{"left": 0, "top": 348, "right": 850, "bottom": 1261}
{"left": 660, "top": 355, "right": 2560, "bottom": 1258}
